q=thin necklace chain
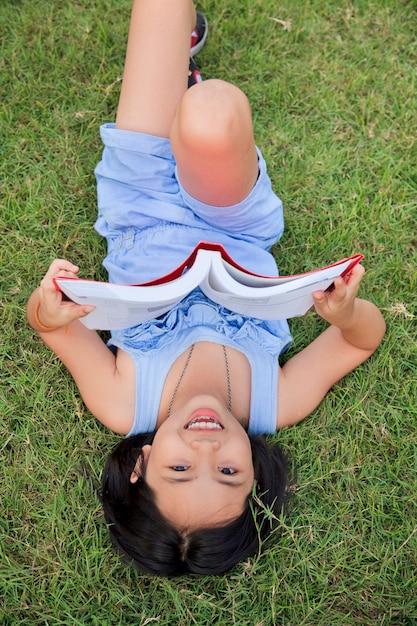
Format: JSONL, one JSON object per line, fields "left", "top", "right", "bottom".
{"left": 167, "top": 344, "right": 195, "bottom": 417}
{"left": 222, "top": 345, "right": 232, "bottom": 412}
{"left": 166, "top": 344, "right": 232, "bottom": 417}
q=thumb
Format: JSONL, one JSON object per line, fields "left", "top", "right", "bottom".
{"left": 63, "top": 303, "right": 95, "bottom": 325}
{"left": 80, "top": 305, "right": 95, "bottom": 317}
{"left": 312, "top": 290, "right": 326, "bottom": 304}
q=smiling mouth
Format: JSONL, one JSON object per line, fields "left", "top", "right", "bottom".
{"left": 185, "top": 414, "right": 224, "bottom": 430}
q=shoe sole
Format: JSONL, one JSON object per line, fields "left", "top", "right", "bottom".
{"left": 190, "top": 14, "right": 208, "bottom": 57}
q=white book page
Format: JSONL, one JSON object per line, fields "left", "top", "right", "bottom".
{"left": 55, "top": 251, "right": 212, "bottom": 330}
{"left": 202, "top": 256, "right": 355, "bottom": 319}
{"left": 54, "top": 250, "right": 358, "bottom": 328}
{"left": 221, "top": 260, "right": 294, "bottom": 287}
{"left": 78, "top": 299, "right": 184, "bottom": 330}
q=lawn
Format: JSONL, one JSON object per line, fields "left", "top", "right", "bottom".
{"left": 1, "top": 0, "right": 416, "bottom": 624}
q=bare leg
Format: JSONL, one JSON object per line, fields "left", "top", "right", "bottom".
{"left": 170, "top": 79, "right": 259, "bottom": 207}
{"left": 116, "top": 0, "right": 196, "bottom": 137}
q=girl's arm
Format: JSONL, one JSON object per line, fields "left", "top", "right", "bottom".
{"left": 27, "top": 260, "right": 135, "bottom": 435}
{"left": 277, "top": 264, "right": 386, "bottom": 428}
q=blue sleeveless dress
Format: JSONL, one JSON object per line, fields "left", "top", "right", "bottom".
{"left": 94, "top": 125, "right": 292, "bottom": 435}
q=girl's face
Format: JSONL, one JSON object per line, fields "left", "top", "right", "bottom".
{"left": 138, "top": 395, "right": 255, "bottom": 530}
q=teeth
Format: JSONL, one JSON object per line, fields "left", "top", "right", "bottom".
{"left": 186, "top": 417, "right": 223, "bottom": 430}
{"left": 187, "top": 421, "right": 222, "bottom": 430}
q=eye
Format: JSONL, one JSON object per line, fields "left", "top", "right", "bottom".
{"left": 219, "top": 467, "right": 237, "bottom": 475}
{"left": 171, "top": 466, "right": 189, "bottom": 472}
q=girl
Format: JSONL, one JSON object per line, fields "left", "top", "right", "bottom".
{"left": 26, "top": 0, "right": 385, "bottom": 575}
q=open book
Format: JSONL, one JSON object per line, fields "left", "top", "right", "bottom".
{"left": 54, "top": 242, "right": 363, "bottom": 330}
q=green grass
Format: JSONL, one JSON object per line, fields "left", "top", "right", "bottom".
{"left": 1, "top": 0, "right": 416, "bottom": 624}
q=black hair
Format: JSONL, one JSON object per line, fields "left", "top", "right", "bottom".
{"left": 101, "top": 433, "right": 291, "bottom": 576}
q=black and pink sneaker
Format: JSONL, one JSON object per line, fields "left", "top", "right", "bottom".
{"left": 188, "top": 12, "right": 207, "bottom": 87}
{"left": 188, "top": 57, "right": 203, "bottom": 88}
{"left": 190, "top": 11, "right": 208, "bottom": 56}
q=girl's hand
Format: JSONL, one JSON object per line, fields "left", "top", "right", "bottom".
{"left": 312, "top": 263, "right": 365, "bottom": 330}
{"left": 35, "top": 259, "right": 95, "bottom": 330}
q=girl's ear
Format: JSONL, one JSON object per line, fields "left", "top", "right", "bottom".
{"left": 130, "top": 444, "right": 152, "bottom": 484}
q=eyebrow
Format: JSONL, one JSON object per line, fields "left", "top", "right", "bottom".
{"left": 162, "top": 476, "right": 245, "bottom": 488}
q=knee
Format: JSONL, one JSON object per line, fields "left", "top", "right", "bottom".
{"left": 171, "top": 79, "right": 254, "bottom": 155}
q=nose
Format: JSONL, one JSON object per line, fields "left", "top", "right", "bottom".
{"left": 190, "top": 439, "right": 221, "bottom": 451}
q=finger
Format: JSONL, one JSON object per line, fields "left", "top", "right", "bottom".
{"left": 312, "top": 289, "right": 326, "bottom": 304}
{"left": 54, "top": 259, "right": 79, "bottom": 272}
{"left": 41, "top": 261, "right": 80, "bottom": 293}
{"left": 343, "top": 263, "right": 365, "bottom": 287}
{"left": 333, "top": 275, "right": 347, "bottom": 293}
{"left": 45, "top": 259, "right": 79, "bottom": 280}
{"left": 75, "top": 304, "right": 95, "bottom": 319}
{"left": 60, "top": 302, "right": 95, "bottom": 325}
